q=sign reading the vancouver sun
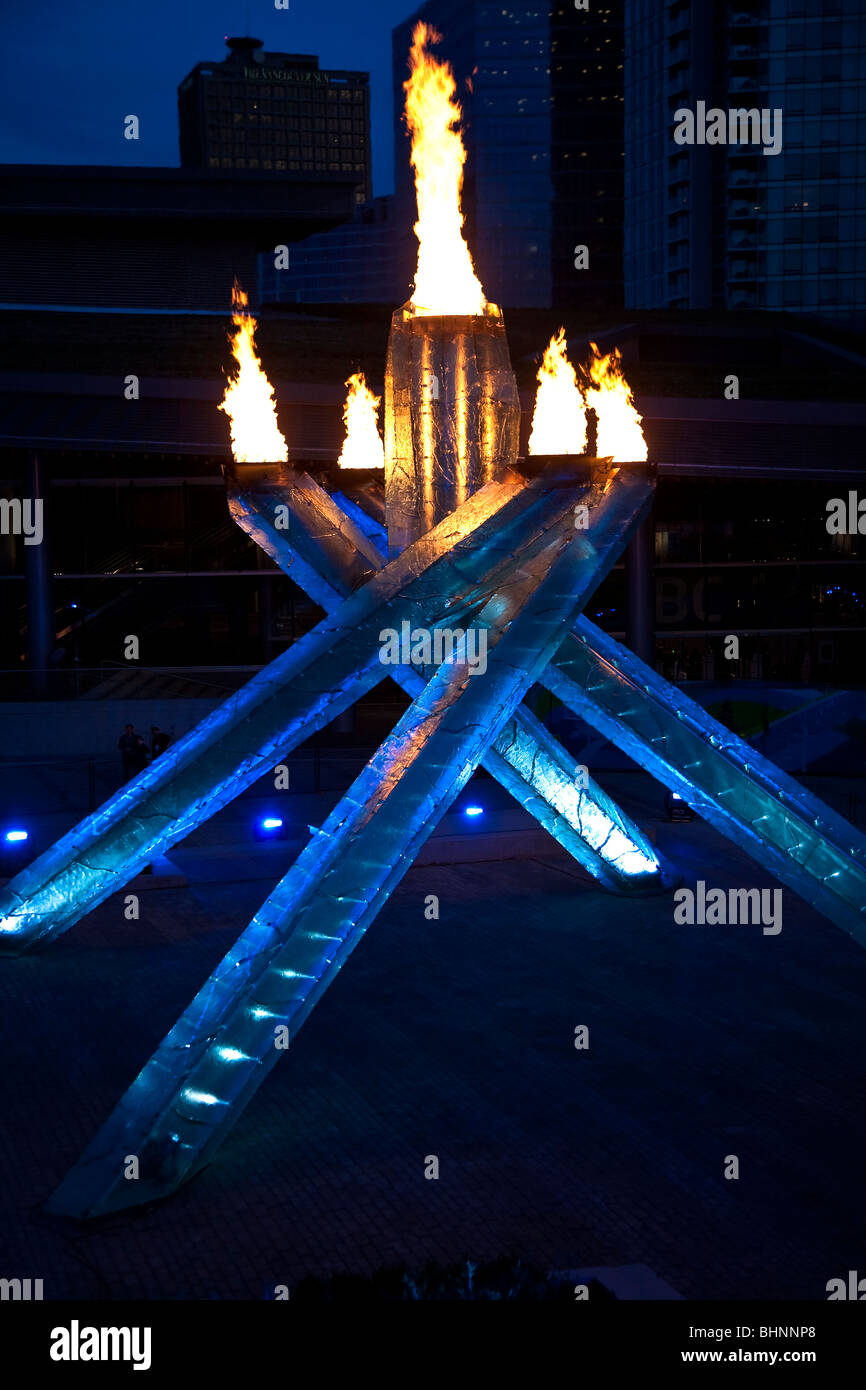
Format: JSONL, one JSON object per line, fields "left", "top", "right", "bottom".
{"left": 242, "top": 66, "right": 330, "bottom": 84}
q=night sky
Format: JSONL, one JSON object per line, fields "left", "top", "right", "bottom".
{"left": 2, "top": 0, "right": 416, "bottom": 194}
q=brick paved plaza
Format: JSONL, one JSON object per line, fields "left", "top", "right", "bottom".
{"left": 1, "top": 775, "right": 864, "bottom": 1301}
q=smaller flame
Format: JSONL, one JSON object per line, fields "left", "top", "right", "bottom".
{"left": 527, "top": 329, "right": 587, "bottom": 456}
{"left": 219, "top": 281, "right": 288, "bottom": 463}
{"left": 338, "top": 372, "right": 384, "bottom": 470}
{"left": 584, "top": 343, "right": 647, "bottom": 462}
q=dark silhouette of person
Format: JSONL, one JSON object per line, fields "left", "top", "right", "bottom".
{"left": 151, "top": 725, "right": 171, "bottom": 758}
{"left": 118, "top": 723, "right": 148, "bottom": 781}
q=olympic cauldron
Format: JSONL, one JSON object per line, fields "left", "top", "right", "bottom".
{"left": 3, "top": 297, "right": 866, "bottom": 1223}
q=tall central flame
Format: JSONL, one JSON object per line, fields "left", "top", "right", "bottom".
{"left": 404, "top": 22, "right": 486, "bottom": 317}
{"left": 528, "top": 329, "right": 588, "bottom": 456}
{"left": 338, "top": 372, "right": 384, "bottom": 469}
{"left": 585, "top": 343, "right": 648, "bottom": 462}
{"left": 218, "top": 281, "right": 288, "bottom": 463}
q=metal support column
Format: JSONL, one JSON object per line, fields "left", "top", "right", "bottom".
{"left": 25, "top": 451, "right": 52, "bottom": 696}
{"left": 625, "top": 506, "right": 655, "bottom": 668}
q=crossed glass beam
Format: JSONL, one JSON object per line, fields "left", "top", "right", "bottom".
{"left": 227, "top": 463, "right": 669, "bottom": 892}
{"left": 241, "top": 466, "right": 866, "bottom": 945}
{"left": 2, "top": 457, "right": 864, "bottom": 1219}
{"left": 330, "top": 477, "right": 866, "bottom": 946}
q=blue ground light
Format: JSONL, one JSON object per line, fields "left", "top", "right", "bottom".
{"left": 253, "top": 817, "right": 286, "bottom": 842}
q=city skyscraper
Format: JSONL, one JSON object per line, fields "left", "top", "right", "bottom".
{"left": 392, "top": 2, "right": 624, "bottom": 311}
{"left": 624, "top": 0, "right": 866, "bottom": 322}
{"left": 392, "top": 2, "right": 552, "bottom": 309}
{"left": 550, "top": 3, "right": 625, "bottom": 312}
{"left": 178, "top": 35, "right": 372, "bottom": 203}
{"left": 261, "top": 3, "right": 626, "bottom": 309}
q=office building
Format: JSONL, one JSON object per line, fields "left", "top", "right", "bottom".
{"left": 624, "top": 0, "right": 866, "bottom": 323}
{"left": 550, "top": 3, "right": 625, "bottom": 312}
{"left": 258, "top": 3, "right": 625, "bottom": 310}
{"left": 259, "top": 195, "right": 409, "bottom": 305}
{"left": 391, "top": 2, "right": 624, "bottom": 311}
{"left": 178, "top": 35, "right": 372, "bottom": 204}
{"left": 0, "top": 164, "right": 359, "bottom": 312}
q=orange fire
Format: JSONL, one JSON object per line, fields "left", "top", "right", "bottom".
{"left": 404, "top": 22, "right": 486, "bottom": 317}
{"left": 338, "top": 372, "right": 384, "bottom": 469}
{"left": 527, "top": 329, "right": 588, "bottom": 456}
{"left": 218, "top": 281, "right": 288, "bottom": 463}
{"left": 584, "top": 343, "right": 648, "bottom": 462}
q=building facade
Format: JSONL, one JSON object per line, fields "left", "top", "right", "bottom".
{"left": 550, "top": 3, "right": 625, "bottom": 313}
{"left": 257, "top": 3, "right": 626, "bottom": 310}
{"left": 259, "top": 195, "right": 409, "bottom": 305}
{"left": 0, "top": 165, "right": 358, "bottom": 312}
{"left": 624, "top": 0, "right": 866, "bottom": 323}
{"left": 178, "top": 35, "right": 372, "bottom": 204}
{"left": 391, "top": 1, "right": 624, "bottom": 311}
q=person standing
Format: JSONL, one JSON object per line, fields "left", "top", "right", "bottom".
{"left": 118, "top": 723, "right": 148, "bottom": 781}
{"left": 151, "top": 725, "right": 171, "bottom": 758}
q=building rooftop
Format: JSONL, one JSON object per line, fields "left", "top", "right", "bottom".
{"left": 179, "top": 37, "right": 369, "bottom": 85}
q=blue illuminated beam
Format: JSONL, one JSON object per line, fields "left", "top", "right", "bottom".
{"left": 227, "top": 465, "right": 670, "bottom": 893}
{"left": 225, "top": 463, "right": 383, "bottom": 608}
{"left": 544, "top": 618, "right": 866, "bottom": 945}
{"left": 47, "top": 464, "right": 653, "bottom": 1217}
{"left": 0, "top": 468, "right": 587, "bottom": 953}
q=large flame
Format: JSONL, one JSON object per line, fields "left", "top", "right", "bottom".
{"left": 527, "top": 329, "right": 588, "bottom": 456}
{"left": 338, "top": 372, "right": 384, "bottom": 469}
{"left": 404, "top": 22, "right": 486, "bottom": 317}
{"left": 218, "top": 281, "right": 288, "bottom": 463}
{"left": 584, "top": 342, "right": 648, "bottom": 462}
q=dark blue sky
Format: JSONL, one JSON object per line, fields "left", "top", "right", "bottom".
{"left": 2, "top": 0, "right": 416, "bottom": 195}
